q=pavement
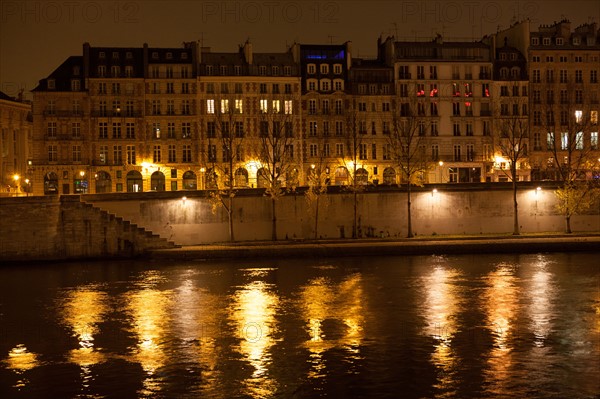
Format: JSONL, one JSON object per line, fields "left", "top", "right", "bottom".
{"left": 149, "top": 233, "right": 600, "bottom": 261}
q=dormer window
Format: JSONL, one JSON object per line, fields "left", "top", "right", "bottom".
{"left": 500, "top": 53, "right": 507, "bottom": 60}
{"left": 333, "top": 64, "right": 342, "bottom": 74}
{"left": 126, "top": 52, "right": 133, "bottom": 59}
{"left": 99, "top": 51, "right": 105, "bottom": 58}
{"left": 543, "top": 37, "right": 551, "bottom": 45}
{"left": 531, "top": 37, "right": 539, "bottom": 45}
{"left": 573, "top": 36, "right": 581, "bottom": 45}
{"left": 47, "top": 79, "right": 56, "bottom": 89}
{"left": 71, "top": 80, "right": 80, "bottom": 91}
{"left": 320, "top": 64, "right": 329, "bottom": 74}
{"left": 220, "top": 65, "right": 228, "bottom": 75}
{"left": 284, "top": 66, "right": 291, "bottom": 76}
{"left": 181, "top": 52, "right": 188, "bottom": 59}
{"left": 272, "top": 66, "right": 279, "bottom": 76}
{"left": 258, "top": 66, "right": 266, "bottom": 75}
{"left": 73, "top": 66, "right": 80, "bottom": 75}
{"left": 152, "top": 52, "right": 159, "bottom": 59}
{"left": 587, "top": 37, "right": 595, "bottom": 46}
{"left": 112, "top": 52, "right": 119, "bottom": 59}
{"left": 510, "top": 53, "right": 517, "bottom": 61}
{"left": 166, "top": 52, "right": 173, "bottom": 59}
{"left": 206, "top": 65, "right": 213, "bottom": 75}
{"left": 556, "top": 38, "right": 564, "bottom": 45}
{"left": 98, "top": 65, "right": 106, "bottom": 77}
{"left": 307, "top": 64, "right": 316, "bottom": 74}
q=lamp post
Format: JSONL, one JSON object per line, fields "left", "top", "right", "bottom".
{"left": 24, "top": 179, "right": 30, "bottom": 196}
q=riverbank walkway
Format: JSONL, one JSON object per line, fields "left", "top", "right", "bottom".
{"left": 150, "top": 233, "right": 600, "bottom": 261}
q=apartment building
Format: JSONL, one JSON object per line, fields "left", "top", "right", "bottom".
{"left": 0, "top": 91, "right": 31, "bottom": 195}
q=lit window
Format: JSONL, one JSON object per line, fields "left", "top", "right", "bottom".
{"left": 206, "top": 99, "right": 215, "bottom": 114}
{"left": 575, "top": 110, "right": 583, "bottom": 123}
{"left": 220, "top": 99, "right": 229, "bottom": 113}
{"left": 260, "top": 99, "right": 268, "bottom": 113}
{"left": 284, "top": 100, "right": 293, "bottom": 114}
{"left": 272, "top": 100, "right": 281, "bottom": 113}
{"left": 235, "top": 99, "right": 243, "bottom": 113}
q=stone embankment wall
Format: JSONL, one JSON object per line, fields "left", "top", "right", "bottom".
{"left": 0, "top": 195, "right": 176, "bottom": 261}
{"left": 82, "top": 183, "right": 600, "bottom": 245}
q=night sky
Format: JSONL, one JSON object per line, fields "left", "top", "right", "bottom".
{"left": 1, "top": 0, "right": 599, "bottom": 99}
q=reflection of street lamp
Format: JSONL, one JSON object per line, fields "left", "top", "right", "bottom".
{"left": 13, "top": 174, "right": 20, "bottom": 196}
{"left": 199, "top": 167, "right": 206, "bottom": 190}
{"left": 24, "top": 178, "right": 30, "bottom": 196}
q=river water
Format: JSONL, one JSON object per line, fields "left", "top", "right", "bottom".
{"left": 0, "top": 253, "right": 599, "bottom": 398}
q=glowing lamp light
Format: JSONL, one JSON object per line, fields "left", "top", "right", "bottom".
{"left": 13, "top": 174, "right": 20, "bottom": 182}
{"left": 79, "top": 171, "right": 85, "bottom": 177}
{"left": 182, "top": 196, "right": 187, "bottom": 204}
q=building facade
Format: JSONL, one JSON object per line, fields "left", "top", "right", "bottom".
{"left": 0, "top": 91, "right": 31, "bottom": 195}
{"left": 27, "top": 21, "right": 600, "bottom": 195}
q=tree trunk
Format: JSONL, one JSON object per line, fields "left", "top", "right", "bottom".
{"left": 407, "top": 183, "right": 413, "bottom": 238}
{"left": 512, "top": 176, "right": 520, "bottom": 236}
{"left": 353, "top": 189, "right": 358, "bottom": 239}
{"left": 314, "top": 195, "right": 320, "bottom": 240}
{"left": 271, "top": 197, "right": 277, "bottom": 240}
{"left": 565, "top": 214, "right": 572, "bottom": 234}
{"left": 228, "top": 195, "right": 235, "bottom": 242}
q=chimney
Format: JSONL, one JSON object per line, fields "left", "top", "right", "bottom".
{"left": 244, "top": 40, "right": 253, "bottom": 65}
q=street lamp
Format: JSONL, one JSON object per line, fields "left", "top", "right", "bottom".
{"left": 24, "top": 179, "right": 30, "bottom": 196}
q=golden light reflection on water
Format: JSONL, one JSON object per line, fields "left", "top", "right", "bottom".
{"left": 528, "top": 257, "right": 554, "bottom": 347}
{"left": 61, "top": 289, "right": 108, "bottom": 368}
{"left": 483, "top": 263, "right": 519, "bottom": 392}
{"left": 421, "top": 264, "right": 463, "bottom": 395}
{"left": 174, "top": 272, "right": 221, "bottom": 393}
{"left": 230, "top": 275, "right": 280, "bottom": 397}
{"left": 125, "top": 272, "right": 173, "bottom": 396}
{"left": 300, "top": 273, "right": 365, "bottom": 380}
{"left": 4, "top": 344, "right": 39, "bottom": 389}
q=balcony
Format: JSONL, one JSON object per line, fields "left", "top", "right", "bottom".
{"left": 91, "top": 110, "right": 143, "bottom": 117}
{"left": 43, "top": 110, "right": 83, "bottom": 117}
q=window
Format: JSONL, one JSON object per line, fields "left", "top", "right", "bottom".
{"left": 112, "top": 122, "right": 122, "bottom": 138}
{"left": 309, "top": 121, "right": 317, "bottom": 136}
{"left": 417, "top": 65, "right": 425, "bottom": 79}
{"left": 453, "top": 145, "right": 461, "bottom": 162}
{"left": 307, "top": 64, "right": 316, "bottom": 74}
{"left": 556, "top": 38, "right": 564, "bottom": 45}
{"left": 71, "top": 80, "right": 80, "bottom": 91}
{"left": 591, "top": 132, "right": 598, "bottom": 149}
{"left": 431, "top": 145, "right": 439, "bottom": 161}
{"left": 126, "top": 145, "right": 136, "bottom": 164}
{"left": 99, "top": 145, "right": 108, "bottom": 164}
{"left": 260, "top": 83, "right": 267, "bottom": 94}
{"left": 72, "top": 145, "right": 81, "bottom": 162}
{"left": 309, "top": 99, "right": 317, "bottom": 114}
{"left": 466, "top": 123, "right": 473, "bottom": 136}
{"left": 168, "top": 145, "right": 177, "bottom": 163}
{"left": 206, "top": 99, "right": 215, "bottom": 114}
{"left": 359, "top": 144, "right": 367, "bottom": 160}
{"left": 258, "top": 66, "right": 266, "bottom": 76}
{"left": 126, "top": 122, "right": 135, "bottom": 139}
{"left": 98, "top": 122, "right": 108, "bottom": 139}
{"left": 532, "top": 70, "right": 540, "bottom": 83}
{"left": 167, "top": 122, "right": 176, "bottom": 138}
{"left": 48, "top": 145, "right": 57, "bottom": 162}
{"left": 559, "top": 70, "right": 567, "bottom": 83}
{"left": 542, "top": 37, "right": 550, "bottom": 45}
{"left": 167, "top": 100, "right": 175, "bottom": 115}
{"left": 335, "top": 143, "right": 344, "bottom": 157}
{"left": 335, "top": 100, "right": 343, "bottom": 115}
{"left": 153, "top": 145, "right": 162, "bottom": 163}
{"left": 453, "top": 123, "right": 461, "bottom": 136}
{"left": 72, "top": 122, "right": 81, "bottom": 138}
{"left": 575, "top": 70, "right": 583, "bottom": 83}
{"left": 284, "top": 100, "right": 293, "bottom": 114}
{"left": 322, "top": 99, "right": 330, "bottom": 114}
{"left": 309, "top": 144, "right": 318, "bottom": 157}
{"left": 320, "top": 64, "right": 329, "bottom": 74}
{"left": 431, "top": 121, "right": 438, "bottom": 136}
{"left": 114, "top": 146, "right": 122, "bottom": 164}
{"left": 47, "top": 122, "right": 57, "bottom": 137}
{"left": 182, "top": 100, "right": 191, "bottom": 115}
{"left": 182, "top": 145, "right": 192, "bottom": 162}
{"left": 547, "top": 132, "right": 555, "bottom": 150}
{"left": 333, "top": 64, "right": 342, "bottom": 74}
{"left": 182, "top": 122, "right": 191, "bottom": 138}
{"left": 466, "top": 144, "right": 475, "bottom": 161}
{"left": 272, "top": 100, "right": 281, "bottom": 113}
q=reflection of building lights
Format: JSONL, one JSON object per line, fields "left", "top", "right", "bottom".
{"left": 432, "top": 188, "right": 438, "bottom": 196}
{"left": 536, "top": 186, "right": 542, "bottom": 195}
{"left": 182, "top": 196, "right": 187, "bottom": 203}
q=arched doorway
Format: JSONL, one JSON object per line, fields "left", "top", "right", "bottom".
{"left": 126, "top": 170, "right": 143, "bottom": 192}
{"left": 182, "top": 171, "right": 197, "bottom": 190}
{"left": 257, "top": 168, "right": 269, "bottom": 188}
{"left": 334, "top": 166, "right": 348, "bottom": 185}
{"left": 150, "top": 171, "right": 165, "bottom": 191}
{"left": 44, "top": 172, "right": 59, "bottom": 195}
{"left": 383, "top": 167, "right": 397, "bottom": 185}
{"left": 234, "top": 168, "right": 249, "bottom": 187}
{"left": 206, "top": 168, "right": 219, "bottom": 189}
{"left": 355, "top": 168, "right": 368, "bottom": 185}
{"left": 95, "top": 171, "right": 112, "bottom": 193}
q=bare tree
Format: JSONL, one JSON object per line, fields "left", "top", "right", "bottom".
{"left": 206, "top": 97, "right": 246, "bottom": 241}
{"left": 492, "top": 84, "right": 529, "bottom": 235}
{"left": 535, "top": 81, "right": 598, "bottom": 232}
{"left": 340, "top": 99, "right": 369, "bottom": 239}
{"left": 388, "top": 90, "right": 431, "bottom": 238}
{"left": 254, "top": 98, "right": 297, "bottom": 240}
{"left": 305, "top": 155, "right": 330, "bottom": 240}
